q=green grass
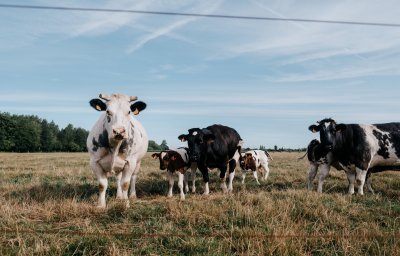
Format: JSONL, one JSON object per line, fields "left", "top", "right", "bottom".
{"left": 0, "top": 152, "right": 399, "bottom": 255}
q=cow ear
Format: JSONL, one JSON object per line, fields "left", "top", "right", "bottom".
{"left": 130, "top": 101, "right": 147, "bottom": 115}
{"left": 90, "top": 99, "right": 107, "bottom": 111}
{"left": 178, "top": 134, "right": 188, "bottom": 142}
{"left": 336, "top": 124, "right": 347, "bottom": 132}
{"left": 308, "top": 125, "right": 320, "bottom": 133}
{"left": 151, "top": 153, "right": 160, "bottom": 159}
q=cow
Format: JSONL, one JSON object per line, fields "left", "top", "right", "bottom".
{"left": 87, "top": 93, "right": 148, "bottom": 208}
{"left": 178, "top": 124, "right": 243, "bottom": 195}
{"left": 239, "top": 150, "right": 273, "bottom": 185}
{"left": 300, "top": 139, "right": 374, "bottom": 193}
{"left": 151, "top": 147, "right": 197, "bottom": 200}
{"left": 309, "top": 118, "right": 400, "bottom": 195}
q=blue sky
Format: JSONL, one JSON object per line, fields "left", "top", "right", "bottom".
{"left": 1, "top": 0, "right": 400, "bottom": 149}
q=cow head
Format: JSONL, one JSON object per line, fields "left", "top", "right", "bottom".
{"left": 178, "top": 128, "right": 215, "bottom": 162}
{"left": 309, "top": 118, "right": 346, "bottom": 150}
{"left": 240, "top": 153, "right": 257, "bottom": 171}
{"left": 152, "top": 151, "right": 181, "bottom": 171}
{"left": 89, "top": 93, "right": 146, "bottom": 143}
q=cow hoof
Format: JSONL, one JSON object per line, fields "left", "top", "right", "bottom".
{"left": 180, "top": 196, "right": 185, "bottom": 201}
{"left": 129, "top": 193, "right": 137, "bottom": 199}
{"left": 191, "top": 188, "right": 196, "bottom": 193}
{"left": 96, "top": 205, "right": 106, "bottom": 210}
{"left": 203, "top": 192, "right": 209, "bottom": 196}
{"left": 167, "top": 194, "right": 173, "bottom": 198}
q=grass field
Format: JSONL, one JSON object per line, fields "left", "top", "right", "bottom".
{"left": 0, "top": 152, "right": 399, "bottom": 255}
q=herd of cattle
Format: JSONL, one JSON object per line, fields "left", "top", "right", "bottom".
{"left": 86, "top": 93, "right": 399, "bottom": 208}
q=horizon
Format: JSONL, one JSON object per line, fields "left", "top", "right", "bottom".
{"left": 2, "top": 1, "right": 400, "bottom": 149}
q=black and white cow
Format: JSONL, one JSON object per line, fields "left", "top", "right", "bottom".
{"left": 239, "top": 150, "right": 272, "bottom": 185}
{"left": 87, "top": 93, "right": 148, "bottom": 208}
{"left": 300, "top": 139, "right": 375, "bottom": 193}
{"left": 151, "top": 147, "right": 197, "bottom": 200}
{"left": 309, "top": 118, "right": 400, "bottom": 195}
{"left": 178, "top": 124, "right": 243, "bottom": 195}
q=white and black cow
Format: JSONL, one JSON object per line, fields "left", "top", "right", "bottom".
{"left": 178, "top": 124, "right": 243, "bottom": 195}
{"left": 309, "top": 118, "right": 400, "bottom": 195}
{"left": 239, "top": 150, "right": 272, "bottom": 185}
{"left": 87, "top": 93, "right": 148, "bottom": 208}
{"left": 151, "top": 147, "right": 197, "bottom": 200}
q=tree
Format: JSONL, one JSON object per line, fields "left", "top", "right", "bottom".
{"left": 160, "top": 140, "right": 169, "bottom": 150}
{"left": 13, "top": 115, "right": 41, "bottom": 152}
{"left": 40, "top": 120, "right": 60, "bottom": 152}
{"left": 0, "top": 113, "right": 16, "bottom": 151}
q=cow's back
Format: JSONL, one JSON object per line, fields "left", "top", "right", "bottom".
{"left": 207, "top": 124, "right": 241, "bottom": 159}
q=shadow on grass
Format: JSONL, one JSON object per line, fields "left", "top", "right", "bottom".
{"left": 4, "top": 173, "right": 398, "bottom": 203}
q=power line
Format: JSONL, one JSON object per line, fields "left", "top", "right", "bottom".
{"left": 1, "top": 3, "right": 400, "bottom": 28}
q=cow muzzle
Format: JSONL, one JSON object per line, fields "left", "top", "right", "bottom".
{"left": 112, "top": 127, "right": 126, "bottom": 140}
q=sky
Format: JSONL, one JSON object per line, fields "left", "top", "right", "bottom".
{"left": 1, "top": 0, "right": 400, "bottom": 149}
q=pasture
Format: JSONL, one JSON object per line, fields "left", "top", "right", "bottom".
{"left": 0, "top": 152, "right": 399, "bottom": 255}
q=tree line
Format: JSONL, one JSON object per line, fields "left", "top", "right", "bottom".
{"left": 0, "top": 112, "right": 169, "bottom": 153}
{"left": 0, "top": 112, "right": 88, "bottom": 152}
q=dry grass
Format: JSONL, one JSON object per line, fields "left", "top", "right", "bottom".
{"left": 0, "top": 152, "right": 399, "bottom": 255}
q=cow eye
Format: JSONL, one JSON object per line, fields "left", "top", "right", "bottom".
{"left": 128, "top": 110, "right": 131, "bottom": 115}
{"left": 106, "top": 110, "right": 111, "bottom": 116}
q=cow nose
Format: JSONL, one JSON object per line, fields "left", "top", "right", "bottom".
{"left": 112, "top": 128, "right": 126, "bottom": 137}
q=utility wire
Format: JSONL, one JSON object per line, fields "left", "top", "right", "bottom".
{"left": 1, "top": 3, "right": 400, "bottom": 28}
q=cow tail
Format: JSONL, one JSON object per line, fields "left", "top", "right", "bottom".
{"left": 297, "top": 151, "right": 308, "bottom": 160}
{"left": 264, "top": 150, "right": 273, "bottom": 160}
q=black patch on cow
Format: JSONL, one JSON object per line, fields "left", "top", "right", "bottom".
{"left": 373, "top": 130, "right": 390, "bottom": 159}
{"left": 374, "top": 123, "right": 400, "bottom": 159}
{"left": 92, "top": 130, "right": 109, "bottom": 151}
{"left": 331, "top": 124, "right": 371, "bottom": 170}
{"left": 254, "top": 150, "right": 257, "bottom": 156}
{"left": 119, "top": 139, "right": 131, "bottom": 154}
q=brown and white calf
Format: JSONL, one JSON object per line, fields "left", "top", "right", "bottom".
{"left": 152, "top": 147, "right": 197, "bottom": 200}
{"left": 87, "top": 93, "right": 148, "bottom": 208}
{"left": 239, "top": 150, "right": 273, "bottom": 185}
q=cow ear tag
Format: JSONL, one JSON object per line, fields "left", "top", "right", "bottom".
{"left": 133, "top": 108, "right": 140, "bottom": 115}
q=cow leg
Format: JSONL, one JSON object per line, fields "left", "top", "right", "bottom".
{"left": 262, "top": 163, "right": 270, "bottom": 181}
{"left": 115, "top": 172, "right": 123, "bottom": 199}
{"left": 177, "top": 172, "right": 185, "bottom": 200}
{"left": 90, "top": 160, "right": 108, "bottom": 208}
{"left": 241, "top": 169, "right": 246, "bottom": 184}
{"left": 346, "top": 171, "right": 356, "bottom": 195}
{"left": 307, "top": 163, "right": 318, "bottom": 191}
{"left": 190, "top": 164, "right": 197, "bottom": 193}
{"left": 366, "top": 172, "right": 374, "bottom": 193}
{"left": 317, "top": 164, "right": 330, "bottom": 193}
{"left": 198, "top": 164, "right": 210, "bottom": 195}
{"left": 253, "top": 171, "right": 260, "bottom": 185}
{"left": 167, "top": 172, "right": 174, "bottom": 198}
{"left": 355, "top": 168, "right": 367, "bottom": 195}
{"left": 183, "top": 171, "right": 189, "bottom": 193}
{"left": 227, "top": 159, "right": 236, "bottom": 192}
{"left": 129, "top": 161, "right": 140, "bottom": 199}
{"left": 219, "top": 165, "right": 228, "bottom": 193}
